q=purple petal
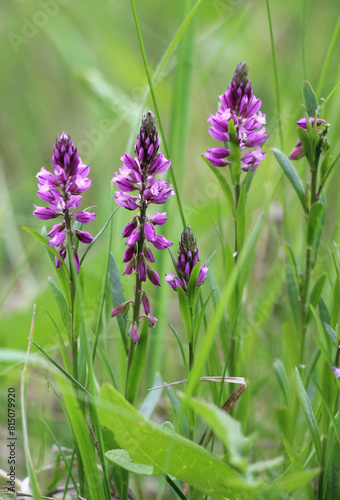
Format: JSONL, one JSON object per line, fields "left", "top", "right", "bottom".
{"left": 151, "top": 212, "right": 167, "bottom": 225}
{"left": 33, "top": 206, "right": 58, "bottom": 220}
{"left": 144, "top": 221, "right": 156, "bottom": 242}
{"left": 152, "top": 235, "right": 173, "bottom": 250}
{"left": 111, "top": 300, "right": 133, "bottom": 317}
{"left": 138, "top": 257, "right": 147, "bottom": 282}
{"left": 121, "top": 220, "right": 138, "bottom": 237}
{"left": 74, "top": 230, "right": 93, "bottom": 244}
{"left": 197, "top": 264, "right": 208, "bottom": 286}
{"left": 165, "top": 272, "right": 183, "bottom": 291}
{"left": 75, "top": 212, "right": 96, "bottom": 223}
{"left": 126, "top": 229, "right": 141, "bottom": 246}
{"left": 129, "top": 321, "right": 139, "bottom": 344}
{"left": 123, "top": 245, "right": 136, "bottom": 263}
{"left": 49, "top": 230, "right": 66, "bottom": 248}
{"left": 147, "top": 267, "right": 161, "bottom": 286}
{"left": 141, "top": 290, "right": 151, "bottom": 315}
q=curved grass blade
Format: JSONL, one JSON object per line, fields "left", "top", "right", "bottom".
{"left": 80, "top": 207, "right": 118, "bottom": 266}
{"left": 294, "top": 367, "right": 322, "bottom": 461}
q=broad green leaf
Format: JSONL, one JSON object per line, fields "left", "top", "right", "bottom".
{"left": 184, "top": 396, "right": 251, "bottom": 469}
{"left": 303, "top": 81, "right": 318, "bottom": 117}
{"left": 285, "top": 266, "right": 300, "bottom": 329}
{"left": 273, "top": 359, "right": 292, "bottom": 407}
{"left": 307, "top": 202, "right": 324, "bottom": 247}
{"left": 99, "top": 384, "right": 239, "bottom": 500}
{"left": 305, "top": 273, "right": 327, "bottom": 325}
{"left": 236, "top": 184, "right": 246, "bottom": 254}
{"left": 272, "top": 149, "right": 307, "bottom": 212}
{"left": 106, "top": 449, "right": 153, "bottom": 475}
{"left": 126, "top": 318, "right": 148, "bottom": 404}
{"left": 48, "top": 277, "right": 71, "bottom": 342}
{"left": 202, "top": 157, "right": 236, "bottom": 218}
{"left": 177, "top": 286, "right": 192, "bottom": 341}
{"left": 229, "top": 119, "right": 241, "bottom": 185}
{"left": 109, "top": 252, "right": 128, "bottom": 353}
{"left": 294, "top": 367, "right": 322, "bottom": 461}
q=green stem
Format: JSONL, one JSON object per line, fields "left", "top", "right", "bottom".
{"left": 300, "top": 245, "right": 311, "bottom": 363}
{"left": 234, "top": 183, "right": 240, "bottom": 263}
{"left": 125, "top": 190, "right": 147, "bottom": 401}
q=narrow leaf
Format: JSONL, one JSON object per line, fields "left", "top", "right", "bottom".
{"left": 109, "top": 252, "right": 128, "bottom": 353}
{"left": 236, "top": 184, "right": 246, "bottom": 254}
{"left": 48, "top": 277, "right": 71, "bottom": 342}
{"left": 305, "top": 273, "right": 327, "bottom": 325}
{"left": 272, "top": 149, "right": 307, "bottom": 212}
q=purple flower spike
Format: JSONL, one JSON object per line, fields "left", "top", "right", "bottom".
{"left": 205, "top": 62, "right": 267, "bottom": 171}
{"left": 34, "top": 133, "right": 96, "bottom": 271}
{"left": 165, "top": 227, "right": 208, "bottom": 293}
{"left": 112, "top": 112, "right": 174, "bottom": 341}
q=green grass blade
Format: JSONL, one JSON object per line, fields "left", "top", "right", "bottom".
{"left": 21, "top": 306, "right": 42, "bottom": 500}
{"left": 32, "top": 340, "right": 90, "bottom": 396}
{"left": 266, "top": 0, "right": 284, "bottom": 149}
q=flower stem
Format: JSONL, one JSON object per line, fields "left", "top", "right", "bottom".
{"left": 125, "top": 194, "right": 147, "bottom": 402}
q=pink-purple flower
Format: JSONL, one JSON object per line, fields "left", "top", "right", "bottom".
{"left": 205, "top": 62, "right": 267, "bottom": 172}
{"left": 165, "top": 226, "right": 208, "bottom": 292}
{"left": 33, "top": 133, "right": 96, "bottom": 271}
{"left": 112, "top": 112, "right": 174, "bottom": 343}
{"left": 331, "top": 366, "right": 340, "bottom": 379}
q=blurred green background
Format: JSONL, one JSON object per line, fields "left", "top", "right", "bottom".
{"left": 1, "top": 0, "right": 339, "bottom": 483}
